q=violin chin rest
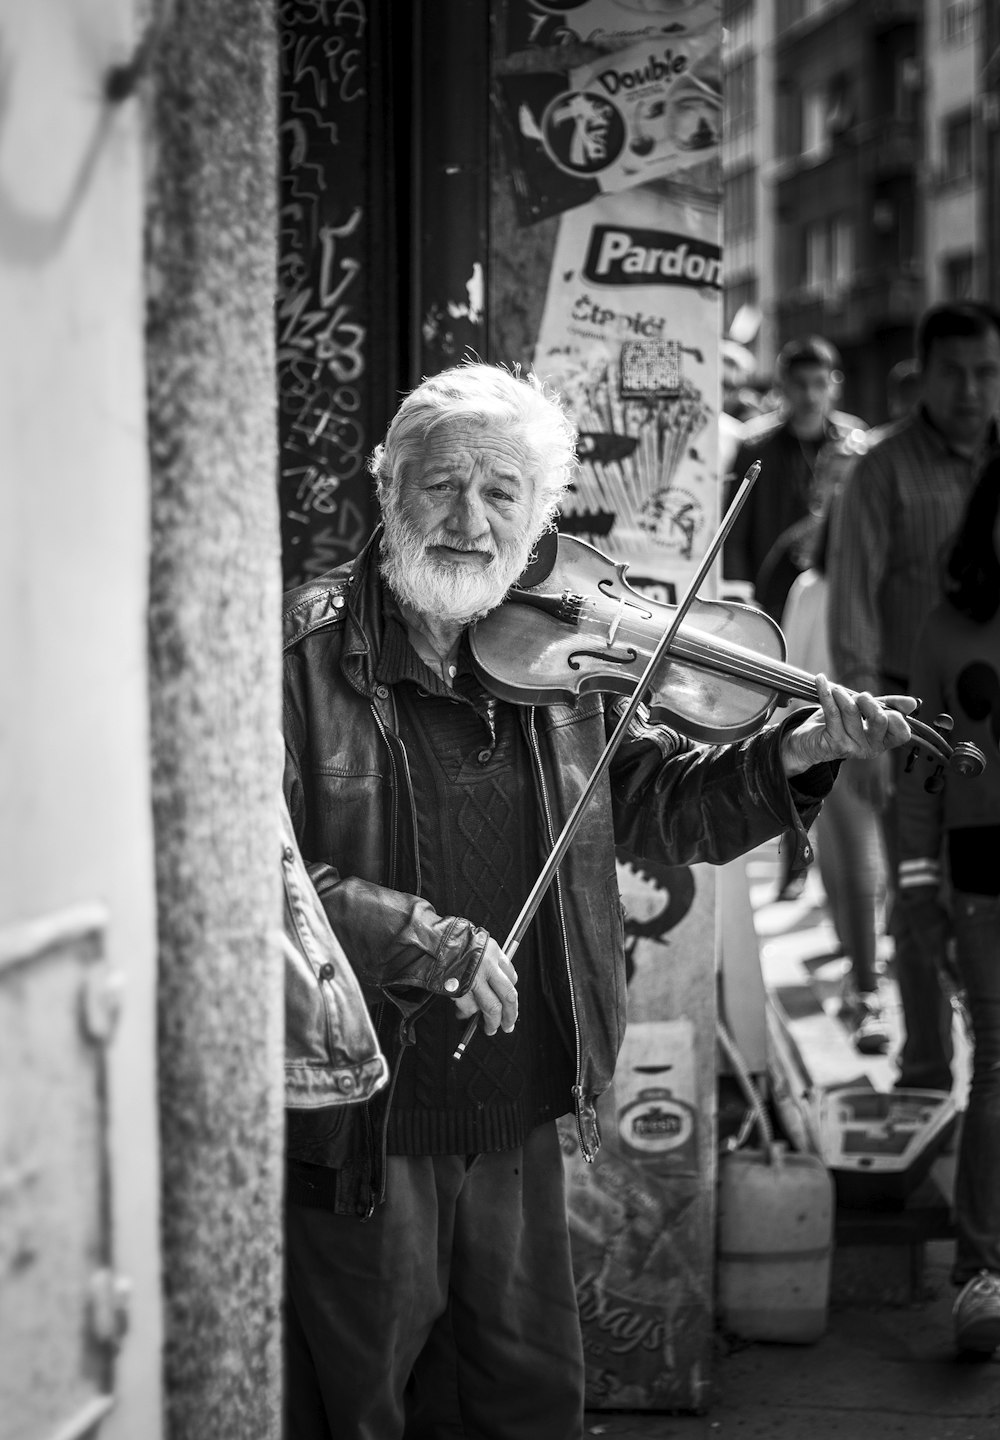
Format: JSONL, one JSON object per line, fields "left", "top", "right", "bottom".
{"left": 514, "top": 527, "right": 560, "bottom": 591}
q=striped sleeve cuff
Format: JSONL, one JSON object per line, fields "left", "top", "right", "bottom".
{"left": 898, "top": 858, "right": 942, "bottom": 891}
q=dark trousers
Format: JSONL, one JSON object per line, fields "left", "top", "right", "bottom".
{"left": 882, "top": 746, "right": 954, "bottom": 1091}
{"left": 951, "top": 892, "right": 1000, "bottom": 1282}
{"left": 284, "top": 1120, "right": 586, "bottom": 1440}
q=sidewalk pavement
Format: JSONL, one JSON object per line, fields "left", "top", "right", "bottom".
{"left": 584, "top": 841, "right": 999, "bottom": 1439}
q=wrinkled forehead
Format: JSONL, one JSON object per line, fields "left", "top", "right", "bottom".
{"left": 414, "top": 417, "right": 536, "bottom": 483}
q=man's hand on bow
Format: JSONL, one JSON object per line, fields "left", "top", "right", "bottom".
{"left": 452, "top": 938, "right": 518, "bottom": 1035}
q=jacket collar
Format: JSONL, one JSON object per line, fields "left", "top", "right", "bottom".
{"left": 339, "top": 527, "right": 386, "bottom": 699}
{"left": 281, "top": 526, "right": 385, "bottom": 698}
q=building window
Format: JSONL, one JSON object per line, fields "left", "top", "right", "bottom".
{"left": 722, "top": 0, "right": 752, "bottom": 45}
{"left": 725, "top": 166, "right": 757, "bottom": 244}
{"left": 942, "top": 1, "right": 978, "bottom": 47}
{"left": 942, "top": 109, "right": 974, "bottom": 185}
{"left": 776, "top": 84, "right": 798, "bottom": 158}
{"left": 944, "top": 253, "right": 976, "bottom": 300}
{"left": 725, "top": 54, "right": 756, "bottom": 138}
{"left": 801, "top": 85, "right": 831, "bottom": 161}
{"left": 725, "top": 279, "right": 758, "bottom": 339}
{"left": 803, "top": 216, "right": 853, "bottom": 296}
{"left": 776, "top": 0, "right": 832, "bottom": 32}
{"left": 804, "top": 221, "right": 826, "bottom": 292}
{"left": 776, "top": 0, "right": 804, "bottom": 32}
{"left": 830, "top": 218, "right": 854, "bottom": 291}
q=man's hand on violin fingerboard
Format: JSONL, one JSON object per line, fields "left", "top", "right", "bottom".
{"left": 780, "top": 675, "right": 916, "bottom": 776}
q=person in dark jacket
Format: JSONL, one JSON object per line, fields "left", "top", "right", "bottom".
{"left": 281, "top": 362, "right": 916, "bottom": 1440}
{"left": 898, "top": 456, "right": 1000, "bottom": 1354}
{"left": 723, "top": 334, "right": 866, "bottom": 623}
{"left": 828, "top": 301, "right": 1000, "bottom": 1093}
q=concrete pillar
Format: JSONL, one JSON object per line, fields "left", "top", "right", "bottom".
{"left": 144, "top": 2, "right": 283, "bottom": 1435}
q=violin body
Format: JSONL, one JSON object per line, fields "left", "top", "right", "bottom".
{"left": 471, "top": 534, "right": 788, "bottom": 743}
{"left": 470, "top": 533, "right": 986, "bottom": 783}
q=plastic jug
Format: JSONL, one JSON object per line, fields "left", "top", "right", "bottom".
{"left": 716, "top": 1141, "right": 834, "bottom": 1343}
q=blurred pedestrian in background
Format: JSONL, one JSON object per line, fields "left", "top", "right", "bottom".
{"left": 897, "top": 456, "right": 1000, "bottom": 1354}
{"left": 781, "top": 471, "right": 890, "bottom": 1055}
{"left": 723, "top": 334, "right": 866, "bottom": 624}
{"left": 725, "top": 334, "right": 867, "bottom": 902}
{"left": 827, "top": 300, "right": 1000, "bottom": 1093}
{"left": 755, "top": 425, "right": 868, "bottom": 631}
{"left": 885, "top": 357, "right": 920, "bottom": 424}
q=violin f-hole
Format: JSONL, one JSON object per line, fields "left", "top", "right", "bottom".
{"left": 568, "top": 647, "right": 638, "bottom": 673}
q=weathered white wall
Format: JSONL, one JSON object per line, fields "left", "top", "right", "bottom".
{"left": 0, "top": 2, "right": 162, "bottom": 1437}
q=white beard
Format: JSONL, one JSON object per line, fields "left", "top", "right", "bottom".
{"left": 379, "top": 503, "right": 536, "bottom": 625}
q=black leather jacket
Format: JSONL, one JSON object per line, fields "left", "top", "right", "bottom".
{"left": 282, "top": 531, "right": 831, "bottom": 1213}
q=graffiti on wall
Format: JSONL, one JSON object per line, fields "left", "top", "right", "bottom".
{"left": 277, "top": 0, "right": 377, "bottom": 588}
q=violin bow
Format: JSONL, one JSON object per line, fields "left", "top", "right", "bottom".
{"left": 453, "top": 461, "right": 764, "bottom": 1061}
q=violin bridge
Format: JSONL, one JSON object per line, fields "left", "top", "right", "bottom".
{"left": 606, "top": 593, "right": 627, "bottom": 647}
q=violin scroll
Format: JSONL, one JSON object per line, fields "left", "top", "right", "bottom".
{"left": 947, "top": 740, "right": 987, "bottom": 779}
{"left": 903, "top": 708, "right": 986, "bottom": 792}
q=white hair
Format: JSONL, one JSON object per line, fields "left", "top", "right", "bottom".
{"left": 368, "top": 361, "right": 578, "bottom": 534}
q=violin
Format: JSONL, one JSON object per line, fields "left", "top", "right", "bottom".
{"left": 470, "top": 530, "right": 987, "bottom": 787}
{"left": 453, "top": 467, "right": 985, "bottom": 1063}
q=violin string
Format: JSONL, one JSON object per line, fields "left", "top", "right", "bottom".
{"left": 580, "top": 600, "right": 817, "bottom": 700}
{"left": 575, "top": 601, "right": 947, "bottom": 759}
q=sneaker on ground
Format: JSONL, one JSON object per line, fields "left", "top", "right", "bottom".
{"left": 852, "top": 996, "right": 890, "bottom": 1056}
{"left": 954, "top": 1271, "right": 1000, "bottom": 1355}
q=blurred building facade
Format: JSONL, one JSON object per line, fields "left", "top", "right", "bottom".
{"left": 723, "top": 0, "right": 1000, "bottom": 423}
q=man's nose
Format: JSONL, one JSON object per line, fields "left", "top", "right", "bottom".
{"left": 955, "top": 368, "right": 979, "bottom": 402}
{"left": 448, "top": 488, "right": 489, "bottom": 538}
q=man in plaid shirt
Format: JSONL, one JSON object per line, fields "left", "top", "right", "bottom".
{"left": 828, "top": 301, "right": 1000, "bottom": 1093}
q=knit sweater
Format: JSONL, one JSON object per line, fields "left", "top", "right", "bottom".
{"left": 376, "top": 614, "right": 574, "bottom": 1154}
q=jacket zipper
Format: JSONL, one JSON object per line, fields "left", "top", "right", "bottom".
{"left": 371, "top": 690, "right": 421, "bottom": 895}
{"left": 524, "top": 709, "right": 598, "bottom": 1161}
{"left": 361, "top": 692, "right": 424, "bottom": 1210}
{"left": 362, "top": 1001, "right": 426, "bottom": 1219}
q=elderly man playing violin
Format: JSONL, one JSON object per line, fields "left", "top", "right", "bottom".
{"left": 281, "top": 362, "right": 915, "bottom": 1440}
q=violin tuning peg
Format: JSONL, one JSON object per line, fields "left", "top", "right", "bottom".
{"left": 924, "top": 765, "right": 946, "bottom": 795}
{"left": 904, "top": 745, "right": 919, "bottom": 774}
{"left": 933, "top": 713, "right": 954, "bottom": 735}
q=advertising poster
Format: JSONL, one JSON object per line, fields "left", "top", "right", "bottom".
{"left": 494, "top": 1, "right": 722, "bottom": 593}
{"left": 532, "top": 186, "right": 720, "bottom": 577}
{"left": 492, "top": 0, "right": 722, "bottom": 1411}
